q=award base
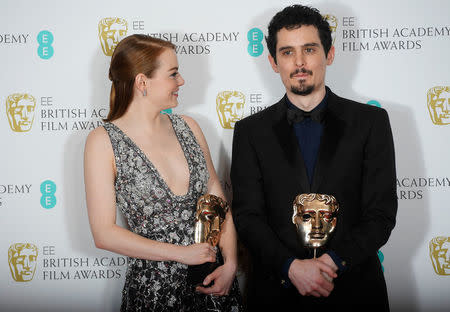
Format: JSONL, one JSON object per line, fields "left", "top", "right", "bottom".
{"left": 187, "top": 262, "right": 219, "bottom": 287}
{"left": 187, "top": 252, "right": 223, "bottom": 287}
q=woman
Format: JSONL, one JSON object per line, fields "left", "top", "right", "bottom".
{"left": 84, "top": 34, "right": 242, "bottom": 311}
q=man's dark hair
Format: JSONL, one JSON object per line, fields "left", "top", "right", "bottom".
{"left": 266, "top": 5, "right": 332, "bottom": 63}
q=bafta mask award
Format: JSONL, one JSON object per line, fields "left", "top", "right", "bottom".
{"left": 292, "top": 193, "right": 339, "bottom": 258}
{"left": 187, "top": 194, "right": 228, "bottom": 286}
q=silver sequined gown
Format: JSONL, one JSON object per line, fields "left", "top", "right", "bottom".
{"left": 103, "top": 114, "right": 242, "bottom": 312}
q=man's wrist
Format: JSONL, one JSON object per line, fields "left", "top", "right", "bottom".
{"left": 281, "top": 257, "right": 296, "bottom": 287}
{"left": 326, "top": 250, "right": 347, "bottom": 274}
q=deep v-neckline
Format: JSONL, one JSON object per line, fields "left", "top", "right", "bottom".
{"left": 109, "top": 116, "right": 192, "bottom": 198}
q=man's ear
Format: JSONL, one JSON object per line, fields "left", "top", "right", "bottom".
{"left": 326, "top": 45, "right": 335, "bottom": 65}
{"left": 268, "top": 54, "right": 279, "bottom": 73}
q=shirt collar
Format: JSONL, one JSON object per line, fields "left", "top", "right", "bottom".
{"left": 285, "top": 86, "right": 329, "bottom": 113}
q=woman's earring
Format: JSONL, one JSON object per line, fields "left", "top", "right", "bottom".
{"left": 142, "top": 89, "right": 147, "bottom": 96}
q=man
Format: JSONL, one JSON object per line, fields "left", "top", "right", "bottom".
{"left": 231, "top": 5, "right": 397, "bottom": 310}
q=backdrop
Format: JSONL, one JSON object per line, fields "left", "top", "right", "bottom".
{"left": 1, "top": 0, "right": 449, "bottom": 311}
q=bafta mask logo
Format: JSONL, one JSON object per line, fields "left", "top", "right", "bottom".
{"left": 6, "top": 93, "right": 36, "bottom": 132}
{"left": 323, "top": 14, "right": 338, "bottom": 45}
{"left": 427, "top": 86, "right": 450, "bottom": 125}
{"left": 98, "top": 17, "right": 128, "bottom": 56}
{"left": 8, "top": 243, "right": 38, "bottom": 282}
{"left": 292, "top": 193, "right": 339, "bottom": 248}
{"left": 216, "top": 91, "right": 245, "bottom": 129}
{"left": 429, "top": 236, "right": 450, "bottom": 275}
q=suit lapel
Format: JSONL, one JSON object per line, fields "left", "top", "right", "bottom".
{"left": 272, "top": 97, "right": 311, "bottom": 193}
{"left": 311, "top": 92, "right": 346, "bottom": 192}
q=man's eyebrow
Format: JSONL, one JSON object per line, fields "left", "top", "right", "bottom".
{"left": 168, "top": 66, "right": 178, "bottom": 71}
{"left": 278, "top": 45, "right": 293, "bottom": 52}
{"left": 278, "top": 42, "right": 320, "bottom": 52}
{"left": 303, "top": 43, "right": 320, "bottom": 47}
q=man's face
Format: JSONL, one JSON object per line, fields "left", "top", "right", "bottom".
{"left": 9, "top": 247, "right": 38, "bottom": 282}
{"left": 268, "top": 25, "right": 334, "bottom": 98}
{"left": 7, "top": 97, "right": 36, "bottom": 132}
{"left": 293, "top": 199, "right": 337, "bottom": 248}
{"left": 216, "top": 92, "right": 245, "bottom": 129}
{"left": 99, "top": 19, "right": 127, "bottom": 56}
{"left": 433, "top": 241, "right": 450, "bottom": 275}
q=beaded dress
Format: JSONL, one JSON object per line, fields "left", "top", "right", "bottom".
{"left": 103, "top": 114, "right": 242, "bottom": 312}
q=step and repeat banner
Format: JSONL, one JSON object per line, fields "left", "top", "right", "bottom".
{"left": 1, "top": 0, "right": 449, "bottom": 311}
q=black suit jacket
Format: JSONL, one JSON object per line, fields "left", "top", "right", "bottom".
{"left": 231, "top": 90, "right": 397, "bottom": 310}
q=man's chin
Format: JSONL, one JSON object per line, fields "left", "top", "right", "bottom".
{"left": 291, "top": 85, "right": 314, "bottom": 96}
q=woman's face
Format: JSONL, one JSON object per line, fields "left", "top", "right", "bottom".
{"left": 147, "top": 48, "right": 185, "bottom": 109}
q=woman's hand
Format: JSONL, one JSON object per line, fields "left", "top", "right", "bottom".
{"left": 196, "top": 261, "right": 237, "bottom": 296}
{"left": 176, "top": 243, "right": 216, "bottom": 265}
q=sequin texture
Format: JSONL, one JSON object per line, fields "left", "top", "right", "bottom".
{"left": 103, "top": 114, "right": 242, "bottom": 311}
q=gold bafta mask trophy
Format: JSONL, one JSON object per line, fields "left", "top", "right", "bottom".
{"left": 187, "top": 194, "right": 228, "bottom": 286}
{"left": 292, "top": 193, "right": 339, "bottom": 258}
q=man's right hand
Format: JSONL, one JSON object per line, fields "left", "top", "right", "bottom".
{"left": 288, "top": 259, "right": 337, "bottom": 297}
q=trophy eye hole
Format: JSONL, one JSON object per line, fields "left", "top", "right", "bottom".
{"left": 302, "top": 213, "right": 311, "bottom": 221}
{"left": 204, "top": 214, "right": 213, "bottom": 220}
{"left": 322, "top": 213, "right": 332, "bottom": 222}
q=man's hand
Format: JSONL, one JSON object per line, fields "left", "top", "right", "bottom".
{"left": 288, "top": 258, "right": 337, "bottom": 297}
{"left": 317, "top": 253, "right": 338, "bottom": 282}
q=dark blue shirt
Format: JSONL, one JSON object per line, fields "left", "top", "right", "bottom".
{"left": 286, "top": 91, "right": 328, "bottom": 185}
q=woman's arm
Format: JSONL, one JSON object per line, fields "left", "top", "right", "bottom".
{"left": 84, "top": 126, "right": 216, "bottom": 265}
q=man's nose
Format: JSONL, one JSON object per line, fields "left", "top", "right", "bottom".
{"left": 295, "top": 53, "right": 305, "bottom": 67}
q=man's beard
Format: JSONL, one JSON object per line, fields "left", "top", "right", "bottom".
{"left": 290, "top": 68, "right": 314, "bottom": 96}
{"left": 291, "top": 83, "right": 314, "bottom": 96}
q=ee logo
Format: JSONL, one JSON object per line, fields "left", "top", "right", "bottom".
{"left": 40, "top": 180, "right": 56, "bottom": 209}
{"left": 367, "top": 100, "right": 381, "bottom": 108}
{"left": 247, "top": 28, "right": 263, "bottom": 57}
{"left": 37, "top": 30, "right": 54, "bottom": 60}
{"left": 377, "top": 250, "right": 385, "bottom": 272}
